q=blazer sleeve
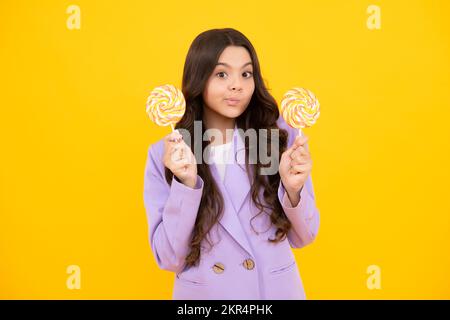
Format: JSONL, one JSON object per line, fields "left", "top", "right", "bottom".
{"left": 143, "top": 143, "right": 204, "bottom": 274}
{"left": 276, "top": 117, "right": 320, "bottom": 249}
{"left": 278, "top": 172, "right": 320, "bottom": 248}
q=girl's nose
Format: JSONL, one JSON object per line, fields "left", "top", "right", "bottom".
{"left": 230, "top": 84, "right": 243, "bottom": 91}
{"left": 229, "top": 77, "right": 243, "bottom": 92}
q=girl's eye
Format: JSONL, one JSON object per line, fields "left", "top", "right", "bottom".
{"left": 216, "top": 71, "right": 253, "bottom": 78}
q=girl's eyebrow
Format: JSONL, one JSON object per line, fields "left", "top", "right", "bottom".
{"left": 216, "top": 62, "right": 253, "bottom": 69}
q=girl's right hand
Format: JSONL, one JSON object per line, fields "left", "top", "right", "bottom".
{"left": 163, "top": 130, "right": 198, "bottom": 188}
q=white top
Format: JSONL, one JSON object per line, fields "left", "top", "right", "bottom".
{"left": 208, "top": 141, "right": 233, "bottom": 182}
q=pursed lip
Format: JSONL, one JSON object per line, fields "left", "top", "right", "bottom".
{"left": 225, "top": 97, "right": 241, "bottom": 102}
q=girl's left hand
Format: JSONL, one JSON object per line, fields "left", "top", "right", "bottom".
{"left": 279, "top": 135, "right": 313, "bottom": 195}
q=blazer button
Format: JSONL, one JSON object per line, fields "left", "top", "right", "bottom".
{"left": 212, "top": 263, "right": 225, "bottom": 274}
{"left": 243, "top": 258, "right": 255, "bottom": 270}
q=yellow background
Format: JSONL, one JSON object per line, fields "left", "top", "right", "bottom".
{"left": 1, "top": 0, "right": 449, "bottom": 299}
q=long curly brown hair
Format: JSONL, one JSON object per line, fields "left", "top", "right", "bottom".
{"left": 164, "top": 28, "right": 291, "bottom": 268}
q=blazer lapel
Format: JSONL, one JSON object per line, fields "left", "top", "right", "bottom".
{"left": 223, "top": 126, "right": 252, "bottom": 214}
{"left": 209, "top": 124, "right": 253, "bottom": 256}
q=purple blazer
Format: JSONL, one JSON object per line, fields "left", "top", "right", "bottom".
{"left": 143, "top": 115, "right": 320, "bottom": 300}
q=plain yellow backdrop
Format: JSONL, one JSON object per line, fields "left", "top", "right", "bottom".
{"left": 1, "top": 0, "right": 449, "bottom": 299}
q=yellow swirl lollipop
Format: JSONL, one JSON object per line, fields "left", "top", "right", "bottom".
{"left": 146, "top": 84, "right": 186, "bottom": 131}
{"left": 281, "top": 87, "right": 320, "bottom": 136}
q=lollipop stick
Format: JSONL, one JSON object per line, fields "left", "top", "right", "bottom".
{"left": 298, "top": 128, "right": 303, "bottom": 137}
{"left": 170, "top": 123, "right": 175, "bottom": 132}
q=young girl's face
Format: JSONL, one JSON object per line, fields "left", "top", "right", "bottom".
{"left": 202, "top": 46, "right": 255, "bottom": 121}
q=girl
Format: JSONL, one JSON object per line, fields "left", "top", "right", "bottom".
{"left": 143, "top": 28, "right": 320, "bottom": 300}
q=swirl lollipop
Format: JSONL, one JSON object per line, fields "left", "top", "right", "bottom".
{"left": 146, "top": 84, "right": 186, "bottom": 131}
{"left": 280, "top": 87, "right": 320, "bottom": 137}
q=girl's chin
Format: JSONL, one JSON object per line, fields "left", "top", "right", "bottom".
{"left": 219, "top": 108, "right": 244, "bottom": 119}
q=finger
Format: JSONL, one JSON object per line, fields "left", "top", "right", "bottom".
{"left": 283, "top": 148, "right": 294, "bottom": 162}
{"left": 163, "top": 143, "right": 176, "bottom": 163}
{"left": 283, "top": 143, "right": 298, "bottom": 160}
{"left": 282, "top": 137, "right": 306, "bottom": 163}
{"left": 173, "top": 145, "right": 195, "bottom": 163}
{"left": 288, "top": 167, "right": 302, "bottom": 175}
{"left": 165, "top": 130, "right": 183, "bottom": 143}
{"left": 293, "top": 135, "right": 308, "bottom": 149}
{"left": 289, "top": 163, "right": 310, "bottom": 174}
{"left": 164, "top": 132, "right": 177, "bottom": 144}
{"left": 290, "top": 147, "right": 309, "bottom": 160}
{"left": 170, "top": 147, "right": 185, "bottom": 162}
{"left": 172, "top": 158, "right": 192, "bottom": 171}
{"left": 171, "top": 153, "right": 188, "bottom": 166}
{"left": 172, "top": 156, "right": 190, "bottom": 167}
{"left": 290, "top": 156, "right": 309, "bottom": 166}
{"left": 169, "top": 143, "right": 182, "bottom": 155}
